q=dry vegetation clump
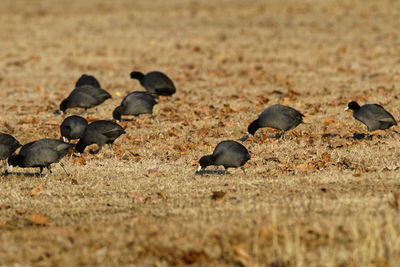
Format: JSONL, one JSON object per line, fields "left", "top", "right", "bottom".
{"left": 1, "top": 0, "right": 400, "bottom": 266}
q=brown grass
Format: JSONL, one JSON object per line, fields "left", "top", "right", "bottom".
{"left": 1, "top": 0, "right": 400, "bottom": 266}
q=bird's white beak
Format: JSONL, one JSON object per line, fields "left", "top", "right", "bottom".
{"left": 62, "top": 137, "right": 67, "bottom": 143}
{"left": 344, "top": 107, "right": 349, "bottom": 111}
{"left": 197, "top": 165, "right": 202, "bottom": 171}
{"left": 8, "top": 165, "right": 13, "bottom": 172}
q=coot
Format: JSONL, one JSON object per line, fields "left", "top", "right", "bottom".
{"left": 130, "top": 71, "right": 176, "bottom": 96}
{"left": 8, "top": 139, "right": 74, "bottom": 176}
{"left": 198, "top": 140, "right": 250, "bottom": 174}
{"left": 59, "top": 85, "right": 112, "bottom": 113}
{"left": 0, "top": 133, "right": 21, "bottom": 174}
{"left": 76, "top": 120, "right": 125, "bottom": 154}
{"left": 113, "top": 91, "right": 157, "bottom": 121}
{"left": 60, "top": 115, "right": 88, "bottom": 142}
{"left": 345, "top": 101, "right": 397, "bottom": 133}
{"left": 247, "top": 104, "right": 304, "bottom": 137}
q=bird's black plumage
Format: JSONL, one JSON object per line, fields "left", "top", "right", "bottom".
{"left": 113, "top": 91, "right": 157, "bottom": 120}
{"left": 8, "top": 139, "right": 74, "bottom": 176}
{"left": 198, "top": 140, "right": 250, "bottom": 173}
{"left": 0, "top": 133, "right": 21, "bottom": 175}
{"left": 75, "top": 74, "right": 101, "bottom": 88}
{"left": 247, "top": 104, "right": 304, "bottom": 137}
{"left": 59, "top": 85, "right": 111, "bottom": 113}
{"left": 130, "top": 71, "right": 176, "bottom": 96}
{"left": 60, "top": 115, "right": 88, "bottom": 142}
{"left": 346, "top": 101, "right": 397, "bottom": 132}
{"left": 75, "top": 120, "right": 125, "bottom": 154}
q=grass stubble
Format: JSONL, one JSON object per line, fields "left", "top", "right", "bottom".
{"left": 0, "top": 0, "right": 400, "bottom": 266}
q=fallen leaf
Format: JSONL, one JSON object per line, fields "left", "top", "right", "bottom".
{"left": 45, "top": 120, "right": 59, "bottom": 125}
{"left": 156, "top": 191, "right": 168, "bottom": 201}
{"left": 146, "top": 169, "right": 164, "bottom": 178}
{"left": 30, "top": 182, "right": 44, "bottom": 196}
{"left": 86, "top": 116, "right": 99, "bottom": 123}
{"left": 0, "top": 204, "right": 11, "bottom": 210}
{"left": 16, "top": 210, "right": 28, "bottom": 215}
{"left": 295, "top": 162, "right": 314, "bottom": 173}
{"left": 321, "top": 152, "right": 332, "bottom": 162}
{"left": 71, "top": 178, "right": 79, "bottom": 185}
{"left": 389, "top": 192, "right": 399, "bottom": 209}
{"left": 127, "top": 192, "right": 143, "bottom": 199}
{"left": 30, "top": 213, "right": 51, "bottom": 226}
{"left": 211, "top": 191, "right": 226, "bottom": 200}
{"left": 72, "top": 155, "right": 86, "bottom": 165}
{"left": 182, "top": 250, "right": 209, "bottom": 264}
{"left": 197, "top": 124, "right": 210, "bottom": 137}
{"left": 0, "top": 220, "right": 8, "bottom": 227}
{"left": 234, "top": 244, "right": 249, "bottom": 266}
{"left": 328, "top": 139, "right": 348, "bottom": 148}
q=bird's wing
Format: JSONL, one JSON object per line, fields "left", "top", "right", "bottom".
{"left": 370, "top": 104, "right": 396, "bottom": 122}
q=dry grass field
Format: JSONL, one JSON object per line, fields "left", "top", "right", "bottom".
{"left": 1, "top": 0, "right": 400, "bottom": 266}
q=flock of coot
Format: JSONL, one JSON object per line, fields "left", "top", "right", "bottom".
{"left": 0, "top": 70, "right": 398, "bottom": 176}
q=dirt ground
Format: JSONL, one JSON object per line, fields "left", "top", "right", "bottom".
{"left": 1, "top": 0, "right": 400, "bottom": 266}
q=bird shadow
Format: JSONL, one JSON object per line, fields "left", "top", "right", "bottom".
{"left": 195, "top": 169, "right": 229, "bottom": 175}
{"left": 237, "top": 133, "right": 282, "bottom": 142}
{"left": 1, "top": 171, "right": 45, "bottom": 178}
{"left": 351, "top": 133, "right": 388, "bottom": 140}
{"left": 237, "top": 135, "right": 249, "bottom": 142}
{"left": 352, "top": 133, "right": 368, "bottom": 140}
{"left": 321, "top": 133, "right": 340, "bottom": 138}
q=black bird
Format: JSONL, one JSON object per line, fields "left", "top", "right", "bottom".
{"left": 60, "top": 115, "right": 88, "bottom": 142}
{"left": 247, "top": 104, "right": 304, "bottom": 138}
{"left": 8, "top": 139, "right": 74, "bottom": 176}
{"left": 59, "top": 85, "right": 112, "bottom": 113}
{"left": 130, "top": 71, "right": 176, "bottom": 97}
{"left": 198, "top": 140, "right": 250, "bottom": 174}
{"left": 76, "top": 120, "right": 125, "bottom": 154}
{"left": 75, "top": 74, "right": 101, "bottom": 88}
{"left": 113, "top": 91, "right": 157, "bottom": 121}
{"left": 0, "top": 133, "right": 21, "bottom": 175}
{"left": 345, "top": 101, "right": 397, "bottom": 133}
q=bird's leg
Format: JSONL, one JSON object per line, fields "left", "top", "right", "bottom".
{"left": 45, "top": 166, "right": 52, "bottom": 177}
{"left": 2, "top": 160, "right": 8, "bottom": 175}
{"left": 224, "top": 168, "right": 229, "bottom": 175}
{"left": 59, "top": 162, "right": 70, "bottom": 176}
{"left": 151, "top": 115, "right": 160, "bottom": 124}
{"left": 241, "top": 167, "right": 247, "bottom": 175}
{"left": 366, "top": 131, "right": 373, "bottom": 140}
{"left": 108, "top": 143, "right": 113, "bottom": 152}
{"left": 39, "top": 167, "right": 44, "bottom": 178}
{"left": 279, "top": 130, "right": 285, "bottom": 139}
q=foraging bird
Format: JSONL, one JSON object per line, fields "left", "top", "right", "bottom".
{"left": 8, "top": 139, "right": 74, "bottom": 176}
{"left": 113, "top": 91, "right": 157, "bottom": 121}
{"left": 130, "top": 71, "right": 176, "bottom": 97}
{"left": 60, "top": 115, "right": 88, "bottom": 142}
{"left": 247, "top": 104, "right": 304, "bottom": 137}
{"left": 75, "top": 74, "right": 101, "bottom": 88}
{"left": 198, "top": 140, "right": 250, "bottom": 174}
{"left": 59, "top": 85, "right": 112, "bottom": 113}
{"left": 345, "top": 101, "right": 397, "bottom": 133}
{"left": 0, "top": 133, "right": 21, "bottom": 175}
{"left": 76, "top": 120, "right": 125, "bottom": 154}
